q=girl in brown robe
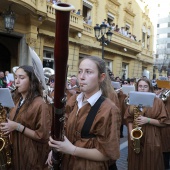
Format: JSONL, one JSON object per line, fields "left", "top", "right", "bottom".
{"left": 0, "top": 65, "right": 51, "bottom": 170}
{"left": 160, "top": 93, "right": 170, "bottom": 169}
{"left": 124, "top": 78, "right": 167, "bottom": 170}
{"left": 47, "top": 56, "right": 121, "bottom": 170}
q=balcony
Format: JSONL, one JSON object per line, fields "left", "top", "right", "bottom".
{"left": 1, "top": 0, "right": 142, "bottom": 55}
{"left": 111, "top": 31, "right": 142, "bottom": 54}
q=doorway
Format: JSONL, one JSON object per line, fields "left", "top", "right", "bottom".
{"left": 0, "top": 43, "right": 11, "bottom": 72}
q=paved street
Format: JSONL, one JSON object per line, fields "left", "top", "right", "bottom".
{"left": 117, "top": 125, "right": 128, "bottom": 170}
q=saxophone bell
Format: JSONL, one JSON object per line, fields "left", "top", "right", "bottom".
{"left": 131, "top": 106, "right": 143, "bottom": 154}
{"left": 131, "top": 127, "right": 143, "bottom": 154}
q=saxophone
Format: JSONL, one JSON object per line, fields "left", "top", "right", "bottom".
{"left": 131, "top": 106, "right": 143, "bottom": 154}
{"left": 0, "top": 104, "right": 12, "bottom": 169}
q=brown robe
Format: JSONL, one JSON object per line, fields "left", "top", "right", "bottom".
{"left": 9, "top": 96, "right": 51, "bottom": 170}
{"left": 124, "top": 97, "right": 167, "bottom": 170}
{"left": 62, "top": 95, "right": 121, "bottom": 170}
{"left": 117, "top": 91, "right": 127, "bottom": 125}
{"left": 161, "top": 95, "right": 170, "bottom": 152}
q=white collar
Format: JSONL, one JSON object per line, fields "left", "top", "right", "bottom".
{"left": 77, "top": 89, "right": 102, "bottom": 109}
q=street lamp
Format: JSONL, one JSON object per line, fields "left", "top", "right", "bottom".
{"left": 2, "top": 6, "right": 15, "bottom": 33}
{"left": 94, "top": 22, "right": 113, "bottom": 59}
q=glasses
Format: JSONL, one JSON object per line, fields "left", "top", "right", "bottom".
{"left": 138, "top": 85, "right": 149, "bottom": 89}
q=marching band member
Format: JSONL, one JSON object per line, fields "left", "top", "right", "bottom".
{"left": 0, "top": 65, "right": 51, "bottom": 170}
{"left": 160, "top": 90, "right": 170, "bottom": 169}
{"left": 46, "top": 56, "right": 121, "bottom": 170}
{"left": 124, "top": 78, "right": 168, "bottom": 170}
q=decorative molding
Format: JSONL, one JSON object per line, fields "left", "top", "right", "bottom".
{"left": 80, "top": 44, "right": 92, "bottom": 54}
{"left": 124, "top": 1, "right": 135, "bottom": 17}
{"left": 106, "top": 0, "right": 120, "bottom": 18}
{"left": 43, "top": 36, "right": 55, "bottom": 47}
{"left": 26, "top": 37, "right": 37, "bottom": 47}
{"left": 109, "top": 0, "right": 120, "bottom": 6}
{"left": 40, "top": 0, "right": 44, "bottom": 6}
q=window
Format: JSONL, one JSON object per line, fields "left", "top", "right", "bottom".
{"left": 168, "top": 22, "right": 170, "bottom": 27}
{"left": 83, "top": 0, "right": 92, "bottom": 24}
{"left": 122, "top": 63, "right": 128, "bottom": 80}
{"left": 160, "top": 23, "right": 168, "bottom": 28}
{"left": 43, "top": 47, "right": 54, "bottom": 69}
{"left": 167, "top": 43, "right": 170, "bottom": 48}
{"left": 142, "top": 32, "right": 146, "bottom": 48}
{"left": 157, "top": 24, "right": 159, "bottom": 28}
{"left": 105, "top": 60, "right": 113, "bottom": 72}
{"left": 168, "top": 33, "right": 170, "bottom": 37}
{"left": 157, "top": 34, "right": 159, "bottom": 38}
{"left": 107, "top": 13, "right": 114, "bottom": 26}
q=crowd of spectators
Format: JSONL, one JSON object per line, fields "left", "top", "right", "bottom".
{"left": 103, "top": 19, "right": 139, "bottom": 42}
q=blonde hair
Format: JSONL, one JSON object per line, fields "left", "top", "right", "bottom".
{"left": 78, "top": 56, "right": 115, "bottom": 97}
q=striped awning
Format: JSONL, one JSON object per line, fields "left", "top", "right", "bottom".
{"left": 108, "top": 12, "right": 114, "bottom": 20}
{"left": 83, "top": 0, "right": 93, "bottom": 9}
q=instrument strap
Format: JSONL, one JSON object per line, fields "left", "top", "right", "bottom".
{"left": 81, "top": 96, "right": 105, "bottom": 138}
{"left": 13, "top": 97, "right": 26, "bottom": 121}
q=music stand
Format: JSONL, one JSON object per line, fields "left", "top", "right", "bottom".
{"left": 111, "top": 81, "right": 121, "bottom": 89}
{"left": 0, "top": 88, "right": 15, "bottom": 108}
{"left": 129, "top": 91, "right": 155, "bottom": 107}
{"left": 122, "top": 85, "right": 135, "bottom": 95}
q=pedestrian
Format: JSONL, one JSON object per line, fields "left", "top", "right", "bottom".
{"left": 124, "top": 77, "right": 168, "bottom": 170}
{"left": 0, "top": 65, "right": 51, "bottom": 170}
{"left": 0, "top": 71, "right": 7, "bottom": 88}
{"left": 46, "top": 56, "right": 121, "bottom": 169}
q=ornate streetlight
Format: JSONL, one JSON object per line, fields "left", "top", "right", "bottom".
{"left": 3, "top": 6, "right": 15, "bottom": 33}
{"left": 94, "top": 22, "right": 113, "bottom": 59}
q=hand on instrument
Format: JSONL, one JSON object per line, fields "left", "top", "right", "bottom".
{"left": 49, "top": 136, "right": 76, "bottom": 155}
{"left": 45, "top": 150, "right": 53, "bottom": 168}
{"left": 136, "top": 115, "right": 148, "bottom": 125}
{"left": 0, "top": 119, "right": 17, "bottom": 134}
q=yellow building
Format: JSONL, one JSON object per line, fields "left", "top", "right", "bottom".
{"left": 0, "top": 0, "right": 154, "bottom": 79}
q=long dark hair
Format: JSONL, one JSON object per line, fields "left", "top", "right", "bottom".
{"left": 78, "top": 56, "right": 115, "bottom": 97}
{"left": 136, "top": 77, "right": 153, "bottom": 92}
{"left": 13, "top": 65, "right": 43, "bottom": 107}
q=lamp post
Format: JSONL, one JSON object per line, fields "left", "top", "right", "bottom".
{"left": 94, "top": 23, "right": 113, "bottom": 59}
{"left": 3, "top": 6, "right": 15, "bottom": 33}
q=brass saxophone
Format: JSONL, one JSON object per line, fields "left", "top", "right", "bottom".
{"left": 131, "top": 106, "right": 143, "bottom": 154}
{"left": 0, "top": 104, "right": 12, "bottom": 169}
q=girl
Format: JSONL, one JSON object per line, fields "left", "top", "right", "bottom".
{"left": 47, "top": 56, "right": 121, "bottom": 170}
{"left": 1, "top": 65, "right": 51, "bottom": 170}
{"left": 124, "top": 78, "right": 167, "bottom": 170}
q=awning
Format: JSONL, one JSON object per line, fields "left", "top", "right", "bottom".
{"left": 83, "top": 0, "right": 93, "bottom": 9}
{"left": 108, "top": 12, "right": 114, "bottom": 20}
{"left": 142, "top": 25, "right": 146, "bottom": 33}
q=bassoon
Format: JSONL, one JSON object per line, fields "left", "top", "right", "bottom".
{"left": 51, "top": 3, "right": 74, "bottom": 170}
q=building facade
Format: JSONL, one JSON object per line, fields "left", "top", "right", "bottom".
{"left": 0, "top": 0, "right": 154, "bottom": 79}
{"left": 154, "top": 1, "right": 170, "bottom": 78}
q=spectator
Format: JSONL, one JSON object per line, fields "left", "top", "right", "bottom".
{"left": 0, "top": 71, "right": 7, "bottom": 88}
{"left": 87, "top": 16, "right": 92, "bottom": 25}
{"left": 76, "top": 9, "right": 81, "bottom": 15}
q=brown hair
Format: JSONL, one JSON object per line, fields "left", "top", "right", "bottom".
{"left": 13, "top": 65, "right": 43, "bottom": 107}
{"left": 136, "top": 77, "right": 153, "bottom": 92}
{"left": 78, "top": 56, "right": 115, "bottom": 97}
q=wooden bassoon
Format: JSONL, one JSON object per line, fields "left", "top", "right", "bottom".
{"left": 51, "top": 3, "right": 74, "bottom": 170}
